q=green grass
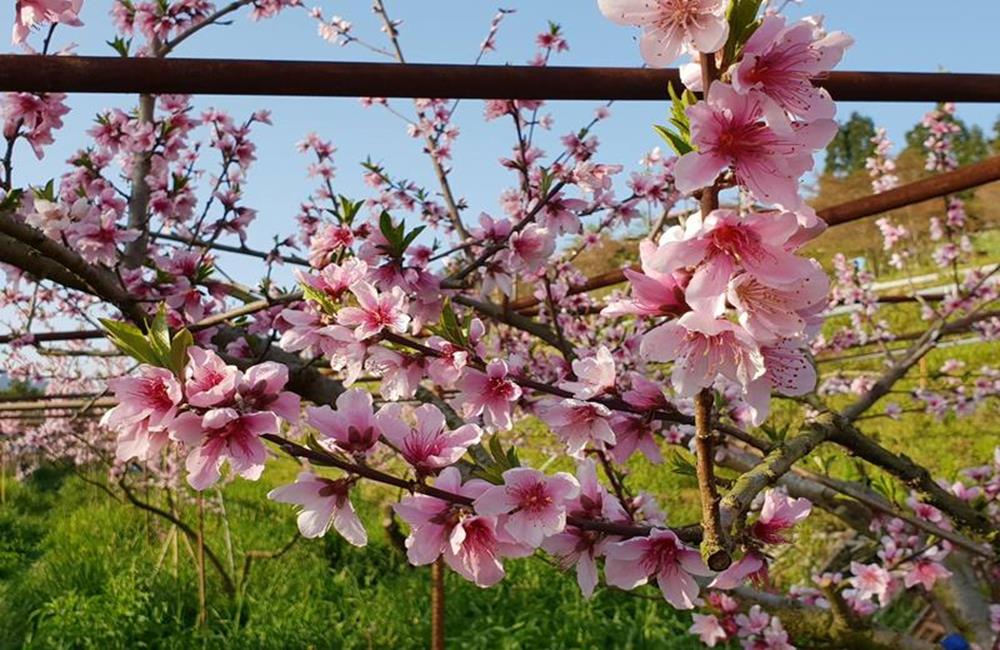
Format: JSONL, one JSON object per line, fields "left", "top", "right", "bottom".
{"left": 0, "top": 462, "right": 704, "bottom": 650}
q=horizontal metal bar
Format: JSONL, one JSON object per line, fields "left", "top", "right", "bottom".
{"left": 3, "top": 56, "right": 1000, "bottom": 102}
{"left": 823, "top": 156, "right": 1000, "bottom": 226}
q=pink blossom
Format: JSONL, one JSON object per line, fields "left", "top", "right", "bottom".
{"left": 394, "top": 467, "right": 512, "bottom": 588}
{"left": 237, "top": 361, "right": 301, "bottom": 423}
{"left": 113, "top": 420, "right": 169, "bottom": 462}
{"left": 13, "top": 0, "right": 82, "bottom": 44}
{"left": 308, "top": 224, "right": 355, "bottom": 268}
{"left": 609, "top": 414, "right": 662, "bottom": 464}
{"left": 101, "top": 366, "right": 182, "bottom": 431}
{"left": 540, "top": 459, "right": 628, "bottom": 598}
{"left": 306, "top": 388, "right": 379, "bottom": 456}
{"left": 507, "top": 224, "right": 555, "bottom": 273}
{"left": 849, "top": 561, "right": 893, "bottom": 606}
{"left": 170, "top": 408, "right": 278, "bottom": 490}
{"left": 674, "top": 82, "right": 836, "bottom": 208}
{"left": 426, "top": 337, "right": 470, "bottom": 386}
{"left": 902, "top": 555, "right": 952, "bottom": 592}
{"left": 336, "top": 281, "right": 410, "bottom": 340}
{"left": 736, "top": 604, "right": 771, "bottom": 637}
{"left": 652, "top": 210, "right": 820, "bottom": 316}
{"left": 689, "top": 613, "right": 727, "bottom": 647}
{"left": 475, "top": 467, "right": 580, "bottom": 547}
{"left": 23, "top": 197, "right": 68, "bottom": 238}
{"left": 598, "top": 0, "right": 728, "bottom": 67}
{"left": 185, "top": 347, "right": 240, "bottom": 408}
{"left": 3, "top": 91, "right": 70, "bottom": 158}
{"left": 298, "top": 258, "right": 368, "bottom": 300}
{"left": 450, "top": 516, "right": 526, "bottom": 587}
{"left": 743, "top": 342, "right": 817, "bottom": 425}
{"left": 560, "top": 346, "right": 616, "bottom": 399}
{"left": 375, "top": 403, "right": 482, "bottom": 474}
{"left": 709, "top": 550, "right": 766, "bottom": 590}
{"left": 396, "top": 467, "right": 532, "bottom": 587}
{"left": 732, "top": 15, "right": 853, "bottom": 126}
{"left": 727, "top": 268, "right": 828, "bottom": 343}
{"left": 572, "top": 161, "right": 622, "bottom": 194}
{"left": 752, "top": 489, "right": 812, "bottom": 544}
{"left": 540, "top": 398, "right": 616, "bottom": 456}
{"left": 622, "top": 372, "right": 670, "bottom": 410}
{"left": 602, "top": 240, "right": 689, "bottom": 318}
{"left": 456, "top": 360, "right": 522, "bottom": 431}
{"left": 640, "top": 311, "right": 765, "bottom": 396}
{"left": 604, "top": 528, "right": 711, "bottom": 609}
{"left": 65, "top": 210, "right": 139, "bottom": 266}
{"left": 366, "top": 347, "right": 424, "bottom": 400}
{"left": 268, "top": 472, "right": 367, "bottom": 545}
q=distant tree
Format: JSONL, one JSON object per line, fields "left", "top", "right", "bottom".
{"left": 0, "top": 378, "right": 42, "bottom": 398}
{"left": 824, "top": 112, "right": 877, "bottom": 176}
{"left": 905, "top": 105, "right": 990, "bottom": 166}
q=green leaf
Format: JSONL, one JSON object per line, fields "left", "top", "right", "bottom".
{"left": 431, "top": 300, "right": 468, "bottom": 347}
{"left": 538, "top": 168, "right": 554, "bottom": 197}
{"left": 488, "top": 434, "right": 506, "bottom": 466}
{"left": 760, "top": 422, "right": 789, "bottom": 444}
{"left": 667, "top": 82, "right": 694, "bottom": 135}
{"left": 667, "top": 451, "right": 697, "bottom": 478}
{"left": 722, "top": 0, "right": 763, "bottom": 69}
{"left": 300, "top": 282, "right": 339, "bottom": 317}
{"left": 466, "top": 435, "right": 520, "bottom": 484}
{"left": 653, "top": 124, "right": 693, "bottom": 156}
{"left": 400, "top": 225, "right": 426, "bottom": 252}
{"left": 0, "top": 188, "right": 23, "bottom": 212}
{"left": 871, "top": 474, "right": 901, "bottom": 506}
{"left": 338, "top": 196, "right": 364, "bottom": 226}
{"left": 305, "top": 433, "right": 333, "bottom": 458}
{"left": 146, "top": 305, "right": 172, "bottom": 365}
{"left": 100, "top": 319, "right": 161, "bottom": 366}
{"left": 168, "top": 329, "right": 193, "bottom": 377}
{"left": 32, "top": 180, "right": 56, "bottom": 202}
{"left": 106, "top": 36, "right": 131, "bottom": 58}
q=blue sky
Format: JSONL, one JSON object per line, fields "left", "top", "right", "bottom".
{"left": 4, "top": 1, "right": 1000, "bottom": 277}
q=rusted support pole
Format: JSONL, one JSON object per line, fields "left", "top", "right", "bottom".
{"left": 2, "top": 56, "right": 1000, "bottom": 102}
{"left": 431, "top": 558, "right": 446, "bottom": 650}
{"left": 821, "top": 156, "right": 1000, "bottom": 226}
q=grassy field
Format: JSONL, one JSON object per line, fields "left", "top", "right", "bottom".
{"left": 0, "top": 461, "right": 706, "bottom": 650}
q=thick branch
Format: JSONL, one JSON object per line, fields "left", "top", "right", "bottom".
{"left": 0, "top": 213, "right": 145, "bottom": 322}
{"left": 123, "top": 93, "right": 155, "bottom": 268}
{"left": 720, "top": 418, "right": 834, "bottom": 530}
{"left": 828, "top": 423, "right": 996, "bottom": 542}
{"left": 0, "top": 232, "right": 94, "bottom": 294}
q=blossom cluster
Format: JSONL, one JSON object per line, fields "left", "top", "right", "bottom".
{"left": 101, "top": 346, "right": 300, "bottom": 489}
{"left": 597, "top": 3, "right": 851, "bottom": 427}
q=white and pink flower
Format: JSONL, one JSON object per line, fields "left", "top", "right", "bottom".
{"left": 474, "top": 467, "right": 580, "bottom": 547}
{"left": 456, "top": 360, "right": 522, "bottom": 431}
{"left": 604, "top": 528, "right": 712, "bottom": 609}
{"left": 598, "top": 0, "right": 728, "bottom": 67}
{"left": 306, "top": 388, "right": 380, "bottom": 456}
{"left": 375, "top": 403, "right": 482, "bottom": 474}
{"left": 268, "top": 472, "right": 367, "bottom": 545}
{"left": 170, "top": 408, "right": 278, "bottom": 490}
